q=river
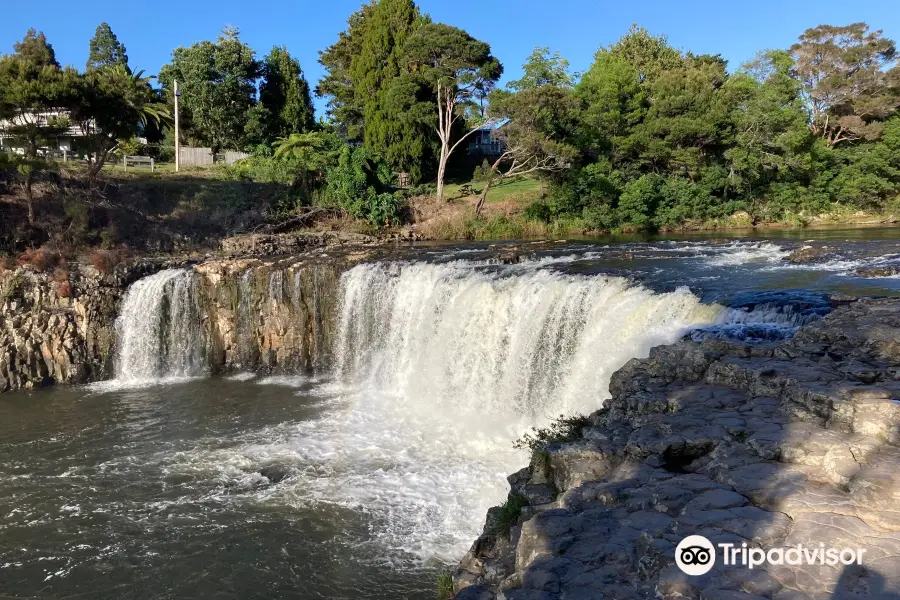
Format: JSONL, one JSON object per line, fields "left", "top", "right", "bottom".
{"left": 1, "top": 227, "right": 898, "bottom": 599}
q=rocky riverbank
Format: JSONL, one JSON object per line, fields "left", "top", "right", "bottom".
{"left": 453, "top": 297, "right": 900, "bottom": 599}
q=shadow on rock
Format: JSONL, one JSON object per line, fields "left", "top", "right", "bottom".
{"left": 454, "top": 297, "right": 900, "bottom": 599}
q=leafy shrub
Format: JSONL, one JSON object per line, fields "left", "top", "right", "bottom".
{"left": 18, "top": 247, "right": 58, "bottom": 273}
{"left": 55, "top": 281, "right": 72, "bottom": 298}
{"left": 582, "top": 202, "right": 617, "bottom": 230}
{"left": 472, "top": 158, "right": 493, "bottom": 182}
{"left": 514, "top": 413, "right": 591, "bottom": 453}
{"left": 324, "top": 146, "right": 396, "bottom": 225}
{"left": 368, "top": 193, "right": 401, "bottom": 228}
{"left": 90, "top": 249, "right": 119, "bottom": 274}
{"left": 523, "top": 201, "right": 552, "bottom": 223}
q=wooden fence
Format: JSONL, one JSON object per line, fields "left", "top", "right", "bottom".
{"left": 221, "top": 151, "right": 250, "bottom": 165}
{"left": 179, "top": 147, "right": 213, "bottom": 167}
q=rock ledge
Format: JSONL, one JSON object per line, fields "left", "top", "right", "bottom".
{"left": 455, "top": 297, "right": 900, "bottom": 600}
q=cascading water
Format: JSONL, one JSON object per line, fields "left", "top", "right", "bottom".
{"left": 278, "top": 259, "right": 723, "bottom": 560}
{"left": 334, "top": 260, "right": 722, "bottom": 420}
{"left": 113, "top": 268, "right": 205, "bottom": 382}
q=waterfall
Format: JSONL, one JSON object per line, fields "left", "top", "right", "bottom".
{"left": 114, "top": 269, "right": 205, "bottom": 382}
{"left": 106, "top": 258, "right": 726, "bottom": 561}
{"left": 334, "top": 260, "right": 723, "bottom": 423}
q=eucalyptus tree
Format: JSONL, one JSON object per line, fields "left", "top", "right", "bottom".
{"left": 398, "top": 22, "right": 502, "bottom": 201}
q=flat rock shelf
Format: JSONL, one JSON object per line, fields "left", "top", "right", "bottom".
{"left": 454, "top": 297, "right": 900, "bottom": 600}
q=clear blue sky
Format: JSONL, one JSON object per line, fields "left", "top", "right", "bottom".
{"left": 2, "top": 0, "right": 898, "bottom": 116}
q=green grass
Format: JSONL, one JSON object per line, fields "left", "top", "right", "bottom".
{"left": 443, "top": 176, "right": 543, "bottom": 205}
{"left": 435, "top": 571, "right": 454, "bottom": 600}
{"left": 493, "top": 492, "right": 529, "bottom": 534}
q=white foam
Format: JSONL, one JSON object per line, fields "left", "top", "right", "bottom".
{"left": 702, "top": 242, "right": 789, "bottom": 266}
{"left": 226, "top": 372, "right": 257, "bottom": 382}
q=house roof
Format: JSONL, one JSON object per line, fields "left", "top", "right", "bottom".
{"left": 476, "top": 117, "right": 510, "bottom": 132}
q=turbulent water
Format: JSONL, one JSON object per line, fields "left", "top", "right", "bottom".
{"left": 2, "top": 231, "right": 899, "bottom": 598}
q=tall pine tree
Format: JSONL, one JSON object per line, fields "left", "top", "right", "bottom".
{"left": 86, "top": 23, "right": 129, "bottom": 70}
{"left": 317, "top": 0, "right": 436, "bottom": 182}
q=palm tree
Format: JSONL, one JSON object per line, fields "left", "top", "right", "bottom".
{"left": 70, "top": 65, "right": 170, "bottom": 181}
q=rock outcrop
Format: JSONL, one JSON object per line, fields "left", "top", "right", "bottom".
{"left": 193, "top": 248, "right": 375, "bottom": 373}
{"left": 220, "top": 231, "right": 383, "bottom": 256}
{"left": 0, "top": 262, "right": 167, "bottom": 391}
{"left": 454, "top": 297, "right": 900, "bottom": 600}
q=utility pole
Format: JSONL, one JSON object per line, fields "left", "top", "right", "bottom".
{"left": 174, "top": 80, "right": 180, "bottom": 173}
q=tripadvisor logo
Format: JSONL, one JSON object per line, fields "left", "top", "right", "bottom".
{"left": 675, "top": 535, "right": 867, "bottom": 576}
{"left": 676, "top": 535, "right": 716, "bottom": 575}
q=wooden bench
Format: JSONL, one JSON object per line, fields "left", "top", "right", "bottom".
{"left": 122, "top": 155, "right": 155, "bottom": 172}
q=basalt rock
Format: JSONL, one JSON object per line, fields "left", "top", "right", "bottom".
{"left": 220, "top": 231, "right": 380, "bottom": 257}
{"left": 0, "top": 261, "right": 169, "bottom": 392}
{"left": 855, "top": 266, "right": 900, "bottom": 278}
{"left": 455, "top": 297, "right": 900, "bottom": 599}
{"left": 785, "top": 245, "right": 836, "bottom": 264}
{"left": 193, "top": 250, "right": 370, "bottom": 373}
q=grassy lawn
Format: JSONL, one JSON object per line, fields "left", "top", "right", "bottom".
{"left": 443, "top": 176, "right": 544, "bottom": 206}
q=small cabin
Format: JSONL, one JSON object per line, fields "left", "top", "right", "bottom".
{"left": 467, "top": 118, "right": 510, "bottom": 157}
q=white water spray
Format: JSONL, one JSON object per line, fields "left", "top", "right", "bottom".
{"left": 113, "top": 269, "right": 205, "bottom": 382}
{"left": 335, "top": 260, "right": 722, "bottom": 421}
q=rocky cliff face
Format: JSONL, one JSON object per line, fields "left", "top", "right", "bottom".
{"left": 0, "top": 263, "right": 165, "bottom": 392}
{"left": 193, "top": 249, "right": 374, "bottom": 373}
{"left": 0, "top": 246, "right": 381, "bottom": 392}
{"left": 454, "top": 297, "right": 900, "bottom": 600}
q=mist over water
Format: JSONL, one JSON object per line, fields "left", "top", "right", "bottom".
{"left": 3, "top": 234, "right": 899, "bottom": 598}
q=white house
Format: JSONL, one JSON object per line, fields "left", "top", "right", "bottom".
{"left": 0, "top": 109, "right": 86, "bottom": 156}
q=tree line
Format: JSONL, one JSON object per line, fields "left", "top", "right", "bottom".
{"left": 2, "top": 4, "right": 900, "bottom": 232}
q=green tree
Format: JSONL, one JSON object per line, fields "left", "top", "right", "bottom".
{"left": 86, "top": 22, "right": 129, "bottom": 71}
{"left": 724, "top": 50, "right": 812, "bottom": 203}
{"left": 316, "top": 2, "right": 374, "bottom": 139}
{"left": 12, "top": 29, "right": 58, "bottom": 67}
{"left": 607, "top": 24, "right": 683, "bottom": 85}
{"left": 158, "top": 27, "right": 260, "bottom": 152}
{"left": 475, "top": 86, "right": 578, "bottom": 212}
{"left": 791, "top": 23, "right": 899, "bottom": 145}
{"left": 0, "top": 30, "right": 74, "bottom": 224}
{"left": 69, "top": 65, "right": 169, "bottom": 180}
{"left": 575, "top": 52, "right": 645, "bottom": 162}
{"left": 631, "top": 55, "right": 733, "bottom": 180}
{"left": 399, "top": 22, "right": 502, "bottom": 201}
{"left": 317, "top": 0, "right": 434, "bottom": 181}
{"left": 506, "top": 46, "right": 574, "bottom": 91}
{"left": 258, "top": 46, "right": 315, "bottom": 143}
